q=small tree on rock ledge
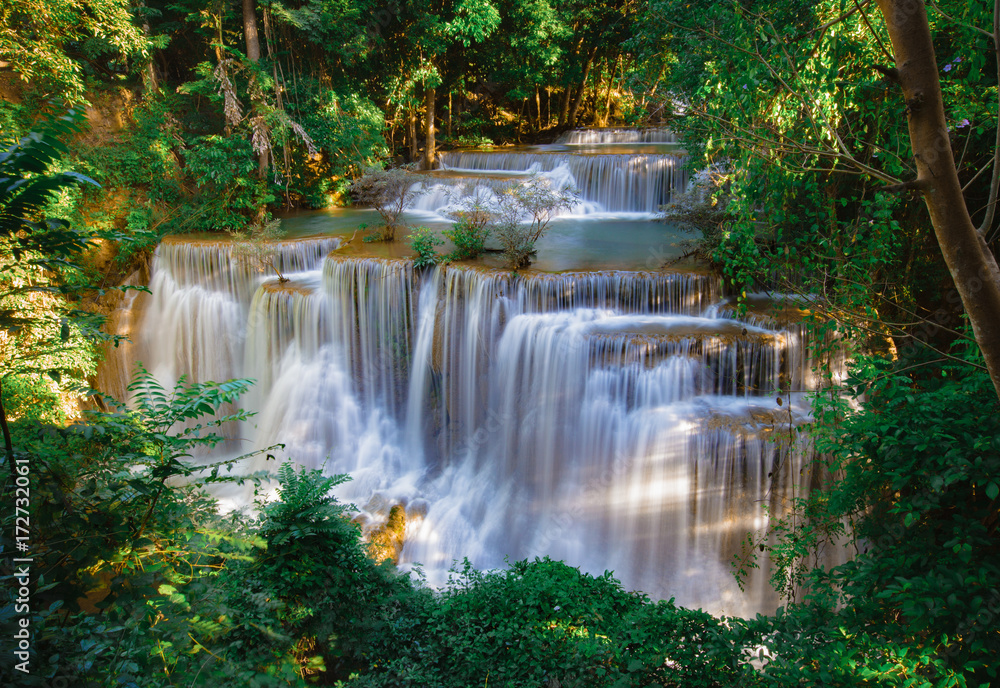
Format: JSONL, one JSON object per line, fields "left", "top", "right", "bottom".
{"left": 492, "top": 175, "right": 577, "bottom": 269}
{"left": 350, "top": 164, "right": 421, "bottom": 241}
{"left": 229, "top": 215, "right": 288, "bottom": 282}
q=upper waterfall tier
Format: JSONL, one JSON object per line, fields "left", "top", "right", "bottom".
{"left": 416, "top": 148, "right": 687, "bottom": 215}
{"left": 555, "top": 127, "right": 678, "bottom": 144}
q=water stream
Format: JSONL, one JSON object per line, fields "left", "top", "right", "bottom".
{"left": 107, "top": 130, "right": 842, "bottom": 617}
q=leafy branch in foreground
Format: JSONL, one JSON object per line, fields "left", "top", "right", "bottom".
{"left": 0, "top": 364, "right": 279, "bottom": 687}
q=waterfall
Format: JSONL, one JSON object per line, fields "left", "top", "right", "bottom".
{"left": 139, "top": 236, "right": 340, "bottom": 388}
{"left": 123, "top": 129, "right": 845, "bottom": 618}
{"left": 556, "top": 128, "right": 678, "bottom": 144}
{"left": 417, "top": 151, "right": 687, "bottom": 215}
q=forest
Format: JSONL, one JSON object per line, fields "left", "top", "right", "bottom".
{"left": 1, "top": 0, "right": 999, "bottom": 686}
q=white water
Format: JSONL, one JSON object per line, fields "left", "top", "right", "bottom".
{"left": 555, "top": 127, "right": 678, "bottom": 144}
{"left": 410, "top": 147, "right": 687, "bottom": 216}
{"left": 118, "top": 130, "right": 842, "bottom": 618}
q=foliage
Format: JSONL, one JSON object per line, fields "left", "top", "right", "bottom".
{"left": 184, "top": 133, "right": 273, "bottom": 233}
{"left": 349, "top": 165, "right": 421, "bottom": 241}
{"left": 356, "top": 557, "right": 760, "bottom": 688}
{"left": 491, "top": 174, "right": 576, "bottom": 269}
{"left": 641, "top": 0, "right": 989, "bottom": 347}
{"left": 0, "top": 109, "right": 113, "bottom": 427}
{"left": 0, "top": 0, "right": 149, "bottom": 102}
{"left": 443, "top": 201, "right": 491, "bottom": 260}
{"left": 221, "top": 462, "right": 415, "bottom": 683}
{"left": 0, "top": 366, "right": 272, "bottom": 687}
{"left": 742, "top": 345, "right": 1000, "bottom": 687}
{"left": 407, "top": 226, "right": 442, "bottom": 268}
{"left": 297, "top": 89, "right": 388, "bottom": 205}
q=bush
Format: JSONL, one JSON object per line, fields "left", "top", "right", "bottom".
{"left": 443, "top": 205, "right": 491, "bottom": 261}
{"left": 221, "top": 463, "right": 416, "bottom": 682}
{"left": 750, "top": 345, "right": 1000, "bottom": 688}
{"left": 0, "top": 367, "right": 271, "bottom": 687}
{"left": 357, "top": 558, "right": 759, "bottom": 688}
{"left": 408, "top": 226, "right": 442, "bottom": 268}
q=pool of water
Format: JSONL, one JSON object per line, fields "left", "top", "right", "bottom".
{"left": 277, "top": 207, "right": 702, "bottom": 273}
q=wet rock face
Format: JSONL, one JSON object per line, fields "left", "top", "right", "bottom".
{"left": 364, "top": 504, "right": 407, "bottom": 564}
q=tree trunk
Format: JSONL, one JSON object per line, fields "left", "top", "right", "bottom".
{"left": 423, "top": 85, "right": 436, "bottom": 170}
{"left": 448, "top": 90, "right": 452, "bottom": 139}
{"left": 243, "top": 0, "right": 267, "bottom": 178}
{"left": 535, "top": 86, "right": 542, "bottom": 131}
{"left": 567, "top": 48, "right": 597, "bottom": 128}
{"left": 558, "top": 86, "right": 571, "bottom": 127}
{"left": 140, "top": 4, "right": 158, "bottom": 93}
{"left": 408, "top": 104, "right": 418, "bottom": 162}
{"left": 601, "top": 57, "right": 620, "bottom": 126}
{"left": 877, "top": 0, "right": 1000, "bottom": 401}
{"left": 243, "top": 0, "right": 262, "bottom": 62}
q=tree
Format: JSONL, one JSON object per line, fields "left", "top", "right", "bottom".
{"left": 404, "top": 0, "right": 501, "bottom": 168}
{"left": 229, "top": 214, "right": 289, "bottom": 282}
{"left": 0, "top": 0, "right": 148, "bottom": 102}
{"left": 873, "top": 0, "right": 1000, "bottom": 400}
{"left": 490, "top": 174, "right": 576, "bottom": 268}
{"left": 349, "top": 164, "right": 422, "bottom": 240}
{"left": 646, "top": 0, "right": 1000, "bottom": 400}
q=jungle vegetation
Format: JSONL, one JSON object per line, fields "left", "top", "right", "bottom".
{"left": 1, "top": 0, "right": 999, "bottom": 686}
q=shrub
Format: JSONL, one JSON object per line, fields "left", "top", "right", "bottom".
{"left": 748, "top": 345, "right": 1000, "bottom": 688}
{"left": 221, "top": 463, "right": 416, "bottom": 682}
{"left": 443, "top": 204, "right": 491, "bottom": 261}
{"left": 491, "top": 175, "right": 576, "bottom": 269}
{"left": 0, "top": 367, "right": 272, "bottom": 687}
{"left": 357, "top": 558, "right": 759, "bottom": 688}
{"left": 408, "top": 226, "right": 442, "bottom": 268}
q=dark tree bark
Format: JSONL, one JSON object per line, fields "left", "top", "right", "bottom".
{"left": 567, "top": 48, "right": 598, "bottom": 127}
{"left": 558, "top": 86, "right": 571, "bottom": 127}
{"left": 243, "top": 0, "right": 267, "bottom": 177}
{"left": 876, "top": 0, "right": 1000, "bottom": 400}
{"left": 423, "top": 85, "right": 436, "bottom": 170}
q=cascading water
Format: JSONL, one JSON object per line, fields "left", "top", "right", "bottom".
{"left": 555, "top": 127, "right": 678, "bottom": 144}
{"left": 410, "top": 130, "right": 688, "bottom": 217}
{"left": 138, "top": 235, "right": 340, "bottom": 390}
{"left": 120, "top": 129, "right": 842, "bottom": 618}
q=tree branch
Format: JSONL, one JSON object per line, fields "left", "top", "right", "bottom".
{"left": 976, "top": 0, "right": 1000, "bottom": 238}
{"left": 882, "top": 179, "right": 930, "bottom": 194}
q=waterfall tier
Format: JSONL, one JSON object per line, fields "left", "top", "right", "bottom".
{"left": 556, "top": 127, "right": 678, "bottom": 144}
{"left": 139, "top": 236, "right": 339, "bottom": 387}
{"left": 418, "top": 150, "right": 687, "bottom": 215}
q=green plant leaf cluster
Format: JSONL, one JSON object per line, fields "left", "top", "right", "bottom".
{"left": 356, "top": 557, "right": 760, "bottom": 688}
{"left": 408, "top": 226, "right": 443, "bottom": 268}
{"left": 743, "top": 345, "right": 1000, "bottom": 688}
